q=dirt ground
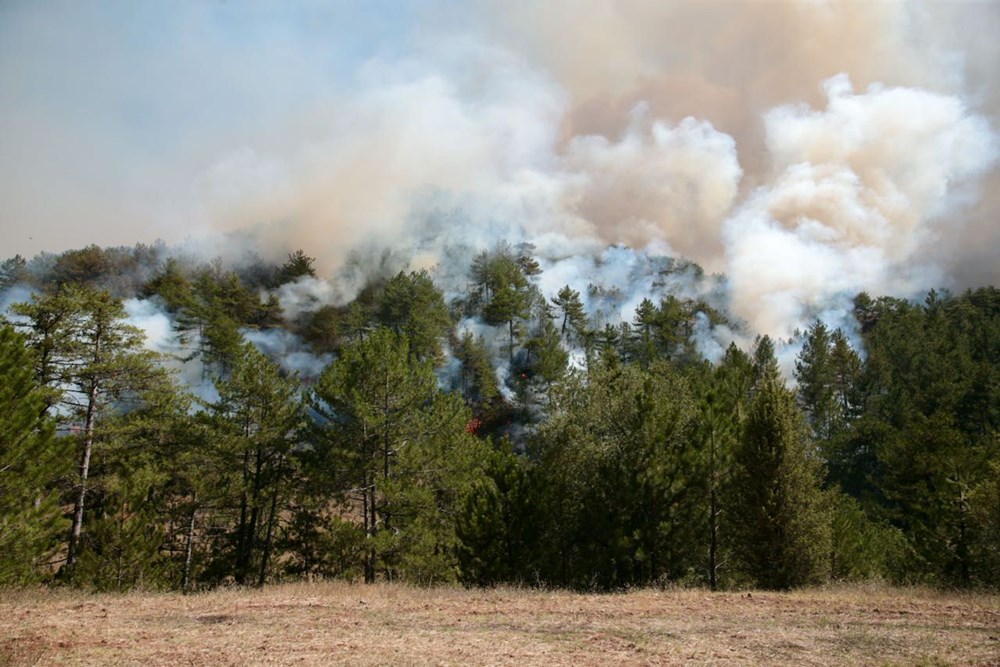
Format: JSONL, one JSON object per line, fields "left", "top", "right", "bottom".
{"left": 1, "top": 581, "right": 998, "bottom": 666}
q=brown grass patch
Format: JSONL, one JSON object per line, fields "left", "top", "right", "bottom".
{"left": 1, "top": 581, "right": 998, "bottom": 666}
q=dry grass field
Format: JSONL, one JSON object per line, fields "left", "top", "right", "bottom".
{"left": 1, "top": 581, "right": 998, "bottom": 666}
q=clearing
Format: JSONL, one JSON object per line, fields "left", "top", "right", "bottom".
{"left": 1, "top": 582, "right": 998, "bottom": 666}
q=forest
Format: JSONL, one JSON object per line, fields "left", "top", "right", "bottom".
{"left": 0, "top": 241, "right": 998, "bottom": 592}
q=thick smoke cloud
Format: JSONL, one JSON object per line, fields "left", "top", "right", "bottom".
{"left": 561, "top": 108, "right": 741, "bottom": 262}
{"left": 2, "top": 1, "right": 998, "bottom": 341}
{"left": 725, "top": 75, "right": 998, "bottom": 337}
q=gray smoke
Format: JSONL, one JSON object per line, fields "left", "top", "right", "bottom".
{"left": 2, "top": 1, "right": 998, "bottom": 349}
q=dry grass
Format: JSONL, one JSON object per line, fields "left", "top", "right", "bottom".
{"left": 1, "top": 581, "right": 998, "bottom": 666}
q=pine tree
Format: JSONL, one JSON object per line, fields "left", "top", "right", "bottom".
{"left": 533, "top": 362, "right": 697, "bottom": 588}
{"left": 457, "top": 442, "right": 537, "bottom": 585}
{"left": 524, "top": 313, "right": 569, "bottom": 388}
{"left": 630, "top": 298, "right": 659, "bottom": 367}
{"left": 706, "top": 344, "right": 755, "bottom": 588}
{"left": 795, "top": 321, "right": 837, "bottom": 440}
{"left": 79, "top": 368, "right": 199, "bottom": 591}
{"left": 0, "top": 254, "right": 29, "bottom": 289}
{"left": 12, "top": 286, "right": 164, "bottom": 576}
{"left": 274, "top": 250, "right": 317, "bottom": 285}
{"left": 209, "top": 342, "right": 303, "bottom": 586}
{"left": 376, "top": 270, "right": 451, "bottom": 362}
{"left": 472, "top": 247, "right": 532, "bottom": 365}
{"left": 0, "top": 326, "right": 72, "bottom": 584}
{"left": 312, "top": 328, "right": 485, "bottom": 582}
{"left": 312, "top": 329, "right": 435, "bottom": 582}
{"left": 141, "top": 257, "right": 196, "bottom": 314}
{"left": 732, "top": 339, "right": 831, "bottom": 589}
{"left": 454, "top": 331, "right": 499, "bottom": 406}
{"left": 551, "top": 285, "right": 586, "bottom": 341}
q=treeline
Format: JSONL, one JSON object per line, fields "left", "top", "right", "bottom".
{"left": 0, "top": 243, "right": 997, "bottom": 591}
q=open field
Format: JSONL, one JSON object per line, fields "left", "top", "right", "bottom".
{"left": 1, "top": 582, "right": 998, "bottom": 666}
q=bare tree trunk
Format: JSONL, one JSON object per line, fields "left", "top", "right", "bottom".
{"left": 257, "top": 486, "right": 279, "bottom": 588}
{"left": 182, "top": 500, "right": 197, "bottom": 592}
{"left": 115, "top": 489, "right": 127, "bottom": 591}
{"left": 240, "top": 448, "right": 264, "bottom": 584}
{"left": 235, "top": 449, "right": 250, "bottom": 585}
{"left": 66, "top": 380, "right": 99, "bottom": 571}
{"left": 709, "top": 422, "right": 719, "bottom": 591}
{"left": 508, "top": 319, "right": 515, "bottom": 366}
{"left": 364, "top": 477, "right": 376, "bottom": 584}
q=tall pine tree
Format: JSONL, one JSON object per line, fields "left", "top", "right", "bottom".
{"left": 0, "top": 326, "right": 72, "bottom": 584}
{"left": 732, "top": 337, "right": 831, "bottom": 589}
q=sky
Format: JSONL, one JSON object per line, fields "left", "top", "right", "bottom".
{"left": 0, "top": 0, "right": 426, "bottom": 253}
{"left": 2, "top": 0, "right": 998, "bottom": 337}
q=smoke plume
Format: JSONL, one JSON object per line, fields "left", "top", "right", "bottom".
{"left": 2, "top": 1, "right": 998, "bottom": 340}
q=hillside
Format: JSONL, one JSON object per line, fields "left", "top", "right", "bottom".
{"left": 1, "top": 242, "right": 999, "bottom": 591}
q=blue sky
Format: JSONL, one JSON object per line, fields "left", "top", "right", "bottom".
{"left": 0, "top": 1, "right": 434, "bottom": 254}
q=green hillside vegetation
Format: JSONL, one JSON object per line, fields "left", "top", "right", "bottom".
{"left": 1, "top": 243, "right": 998, "bottom": 591}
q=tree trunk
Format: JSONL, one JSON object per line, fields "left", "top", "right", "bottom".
{"left": 508, "top": 319, "right": 515, "bottom": 366}
{"left": 708, "top": 422, "right": 719, "bottom": 591}
{"left": 257, "top": 474, "right": 281, "bottom": 588}
{"left": 364, "top": 479, "right": 376, "bottom": 584}
{"left": 182, "top": 501, "right": 197, "bottom": 592}
{"left": 66, "top": 379, "right": 99, "bottom": 571}
{"left": 235, "top": 449, "right": 250, "bottom": 584}
{"left": 381, "top": 372, "right": 392, "bottom": 533}
{"left": 361, "top": 469, "right": 376, "bottom": 584}
{"left": 115, "top": 489, "right": 127, "bottom": 591}
{"left": 240, "top": 448, "right": 265, "bottom": 584}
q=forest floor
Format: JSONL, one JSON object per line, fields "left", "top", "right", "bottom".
{"left": 1, "top": 581, "right": 998, "bottom": 666}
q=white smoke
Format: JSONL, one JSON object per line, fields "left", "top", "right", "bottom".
{"left": 241, "top": 327, "right": 332, "bottom": 379}
{"left": 123, "top": 298, "right": 174, "bottom": 352}
{"left": 724, "top": 75, "right": 998, "bottom": 338}
{"left": 123, "top": 297, "right": 219, "bottom": 402}
{"left": 561, "top": 107, "right": 742, "bottom": 263}
{"left": 0, "top": 284, "right": 35, "bottom": 317}
{"left": 455, "top": 316, "right": 517, "bottom": 401}
{"left": 3, "top": 1, "right": 999, "bottom": 361}
{"left": 272, "top": 276, "right": 342, "bottom": 320}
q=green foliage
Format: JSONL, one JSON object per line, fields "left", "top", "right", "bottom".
{"left": 3, "top": 241, "right": 999, "bottom": 593}
{"left": 0, "top": 254, "right": 28, "bottom": 289}
{"left": 0, "top": 326, "right": 72, "bottom": 585}
{"left": 12, "top": 285, "right": 165, "bottom": 577}
{"left": 970, "top": 459, "right": 1000, "bottom": 587}
{"left": 208, "top": 343, "right": 304, "bottom": 586}
{"left": 551, "top": 285, "right": 587, "bottom": 342}
{"left": 275, "top": 250, "right": 317, "bottom": 285}
{"left": 457, "top": 442, "right": 537, "bottom": 585}
{"left": 454, "top": 331, "right": 499, "bottom": 405}
{"left": 312, "top": 328, "right": 487, "bottom": 583}
{"left": 375, "top": 270, "right": 451, "bottom": 362}
{"left": 141, "top": 258, "right": 196, "bottom": 314}
{"left": 34, "top": 243, "right": 164, "bottom": 296}
{"left": 280, "top": 510, "right": 365, "bottom": 581}
{"left": 532, "top": 362, "right": 698, "bottom": 589}
{"left": 72, "top": 466, "right": 171, "bottom": 592}
{"left": 381, "top": 407, "right": 490, "bottom": 584}
{"left": 51, "top": 245, "right": 114, "bottom": 287}
{"left": 826, "top": 491, "right": 912, "bottom": 583}
{"left": 472, "top": 246, "right": 534, "bottom": 363}
{"left": 796, "top": 322, "right": 837, "bottom": 440}
{"left": 690, "top": 350, "right": 750, "bottom": 590}
{"left": 629, "top": 298, "right": 659, "bottom": 367}
{"left": 732, "top": 353, "right": 831, "bottom": 589}
{"left": 303, "top": 305, "right": 342, "bottom": 353}
{"left": 844, "top": 288, "right": 1000, "bottom": 586}
{"left": 524, "top": 313, "right": 569, "bottom": 387}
